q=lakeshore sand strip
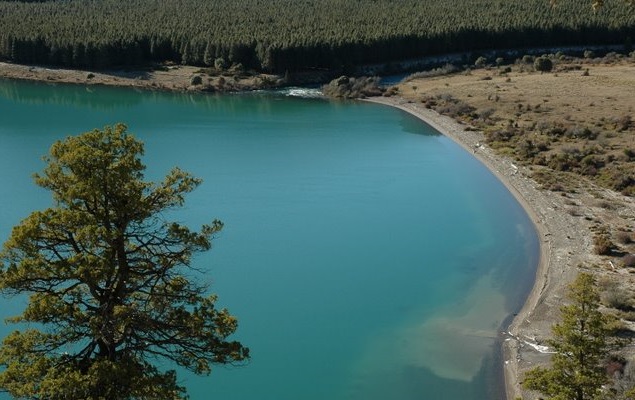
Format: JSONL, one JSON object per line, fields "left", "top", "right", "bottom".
{"left": 365, "top": 96, "right": 593, "bottom": 399}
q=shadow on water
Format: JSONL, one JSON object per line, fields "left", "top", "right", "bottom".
{"left": 396, "top": 108, "right": 441, "bottom": 137}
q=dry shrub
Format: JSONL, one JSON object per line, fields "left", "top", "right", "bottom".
{"left": 566, "top": 125, "right": 598, "bottom": 140}
{"left": 532, "top": 169, "right": 573, "bottom": 192}
{"left": 402, "top": 64, "right": 460, "bottom": 82}
{"left": 600, "top": 277, "right": 632, "bottom": 311}
{"left": 433, "top": 94, "right": 475, "bottom": 118}
{"left": 323, "top": 76, "right": 383, "bottom": 99}
{"left": 623, "top": 254, "right": 635, "bottom": 268}
{"left": 603, "top": 288, "right": 633, "bottom": 310}
{"left": 616, "top": 115, "right": 632, "bottom": 132}
{"left": 594, "top": 233, "right": 615, "bottom": 255}
{"left": 595, "top": 200, "right": 615, "bottom": 210}
{"left": 606, "top": 358, "right": 626, "bottom": 378}
{"left": 608, "top": 358, "right": 635, "bottom": 397}
{"left": 616, "top": 231, "right": 633, "bottom": 245}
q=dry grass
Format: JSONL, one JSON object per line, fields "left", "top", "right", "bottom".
{"left": 398, "top": 60, "right": 635, "bottom": 129}
{"left": 398, "top": 57, "right": 635, "bottom": 196}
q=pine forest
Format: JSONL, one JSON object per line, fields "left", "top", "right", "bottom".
{"left": 0, "top": 0, "right": 634, "bottom": 72}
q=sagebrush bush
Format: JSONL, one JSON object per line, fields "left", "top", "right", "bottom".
{"left": 402, "top": 64, "right": 459, "bottom": 82}
{"left": 616, "top": 231, "right": 633, "bottom": 245}
{"left": 616, "top": 115, "right": 632, "bottom": 132}
{"left": 594, "top": 233, "right": 615, "bottom": 255}
{"left": 603, "top": 287, "right": 633, "bottom": 310}
{"left": 623, "top": 254, "right": 635, "bottom": 268}
{"left": 474, "top": 56, "right": 488, "bottom": 67}
{"left": 534, "top": 56, "right": 553, "bottom": 72}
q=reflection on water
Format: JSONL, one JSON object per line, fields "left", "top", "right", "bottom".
{"left": 0, "top": 78, "right": 144, "bottom": 110}
{"left": 399, "top": 111, "right": 441, "bottom": 137}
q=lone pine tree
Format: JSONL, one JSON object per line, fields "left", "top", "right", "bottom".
{"left": 0, "top": 124, "right": 248, "bottom": 399}
{"left": 523, "top": 273, "right": 609, "bottom": 400}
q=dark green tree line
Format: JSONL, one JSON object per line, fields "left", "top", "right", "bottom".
{"left": 0, "top": 0, "right": 633, "bottom": 72}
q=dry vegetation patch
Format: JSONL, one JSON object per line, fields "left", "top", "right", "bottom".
{"left": 398, "top": 56, "right": 635, "bottom": 196}
{"left": 397, "top": 55, "right": 635, "bottom": 259}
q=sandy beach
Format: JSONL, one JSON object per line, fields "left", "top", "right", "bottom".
{"left": 365, "top": 96, "right": 604, "bottom": 399}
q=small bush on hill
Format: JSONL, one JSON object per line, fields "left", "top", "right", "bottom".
{"left": 616, "top": 231, "right": 633, "bottom": 245}
{"left": 402, "top": 64, "right": 459, "bottom": 81}
{"left": 594, "top": 233, "right": 615, "bottom": 255}
{"left": 623, "top": 254, "right": 635, "bottom": 268}
{"left": 534, "top": 56, "right": 553, "bottom": 72}
{"left": 322, "top": 76, "right": 383, "bottom": 99}
{"left": 474, "top": 56, "right": 488, "bottom": 67}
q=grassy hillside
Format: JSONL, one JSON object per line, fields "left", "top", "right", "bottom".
{"left": 0, "top": 0, "right": 634, "bottom": 72}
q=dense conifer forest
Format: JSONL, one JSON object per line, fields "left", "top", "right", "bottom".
{"left": 0, "top": 0, "right": 633, "bottom": 72}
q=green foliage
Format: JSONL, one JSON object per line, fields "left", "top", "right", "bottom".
{"left": 551, "top": 0, "right": 635, "bottom": 10}
{"left": 0, "top": 124, "right": 249, "bottom": 400}
{"left": 597, "top": 165, "right": 635, "bottom": 196}
{"left": 474, "top": 56, "right": 488, "bottom": 68}
{"left": 523, "top": 273, "right": 608, "bottom": 400}
{"left": 0, "top": 0, "right": 633, "bottom": 72}
{"left": 190, "top": 74, "right": 203, "bottom": 85}
{"left": 522, "top": 54, "right": 536, "bottom": 64}
{"left": 534, "top": 56, "right": 554, "bottom": 72}
{"left": 214, "top": 57, "right": 227, "bottom": 71}
{"left": 523, "top": 273, "right": 610, "bottom": 400}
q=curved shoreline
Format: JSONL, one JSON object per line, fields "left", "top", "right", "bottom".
{"left": 364, "top": 96, "right": 586, "bottom": 399}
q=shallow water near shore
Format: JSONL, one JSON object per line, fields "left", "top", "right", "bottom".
{"left": 0, "top": 78, "right": 539, "bottom": 400}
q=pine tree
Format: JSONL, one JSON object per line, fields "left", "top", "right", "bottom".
{"left": 0, "top": 124, "right": 248, "bottom": 400}
{"left": 523, "top": 273, "right": 609, "bottom": 400}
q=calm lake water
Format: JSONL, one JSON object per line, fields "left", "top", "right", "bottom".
{"left": 0, "top": 79, "right": 539, "bottom": 400}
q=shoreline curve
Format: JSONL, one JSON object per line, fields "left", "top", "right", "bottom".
{"left": 364, "top": 96, "right": 582, "bottom": 400}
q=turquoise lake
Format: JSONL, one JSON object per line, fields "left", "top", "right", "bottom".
{"left": 0, "top": 79, "right": 539, "bottom": 399}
